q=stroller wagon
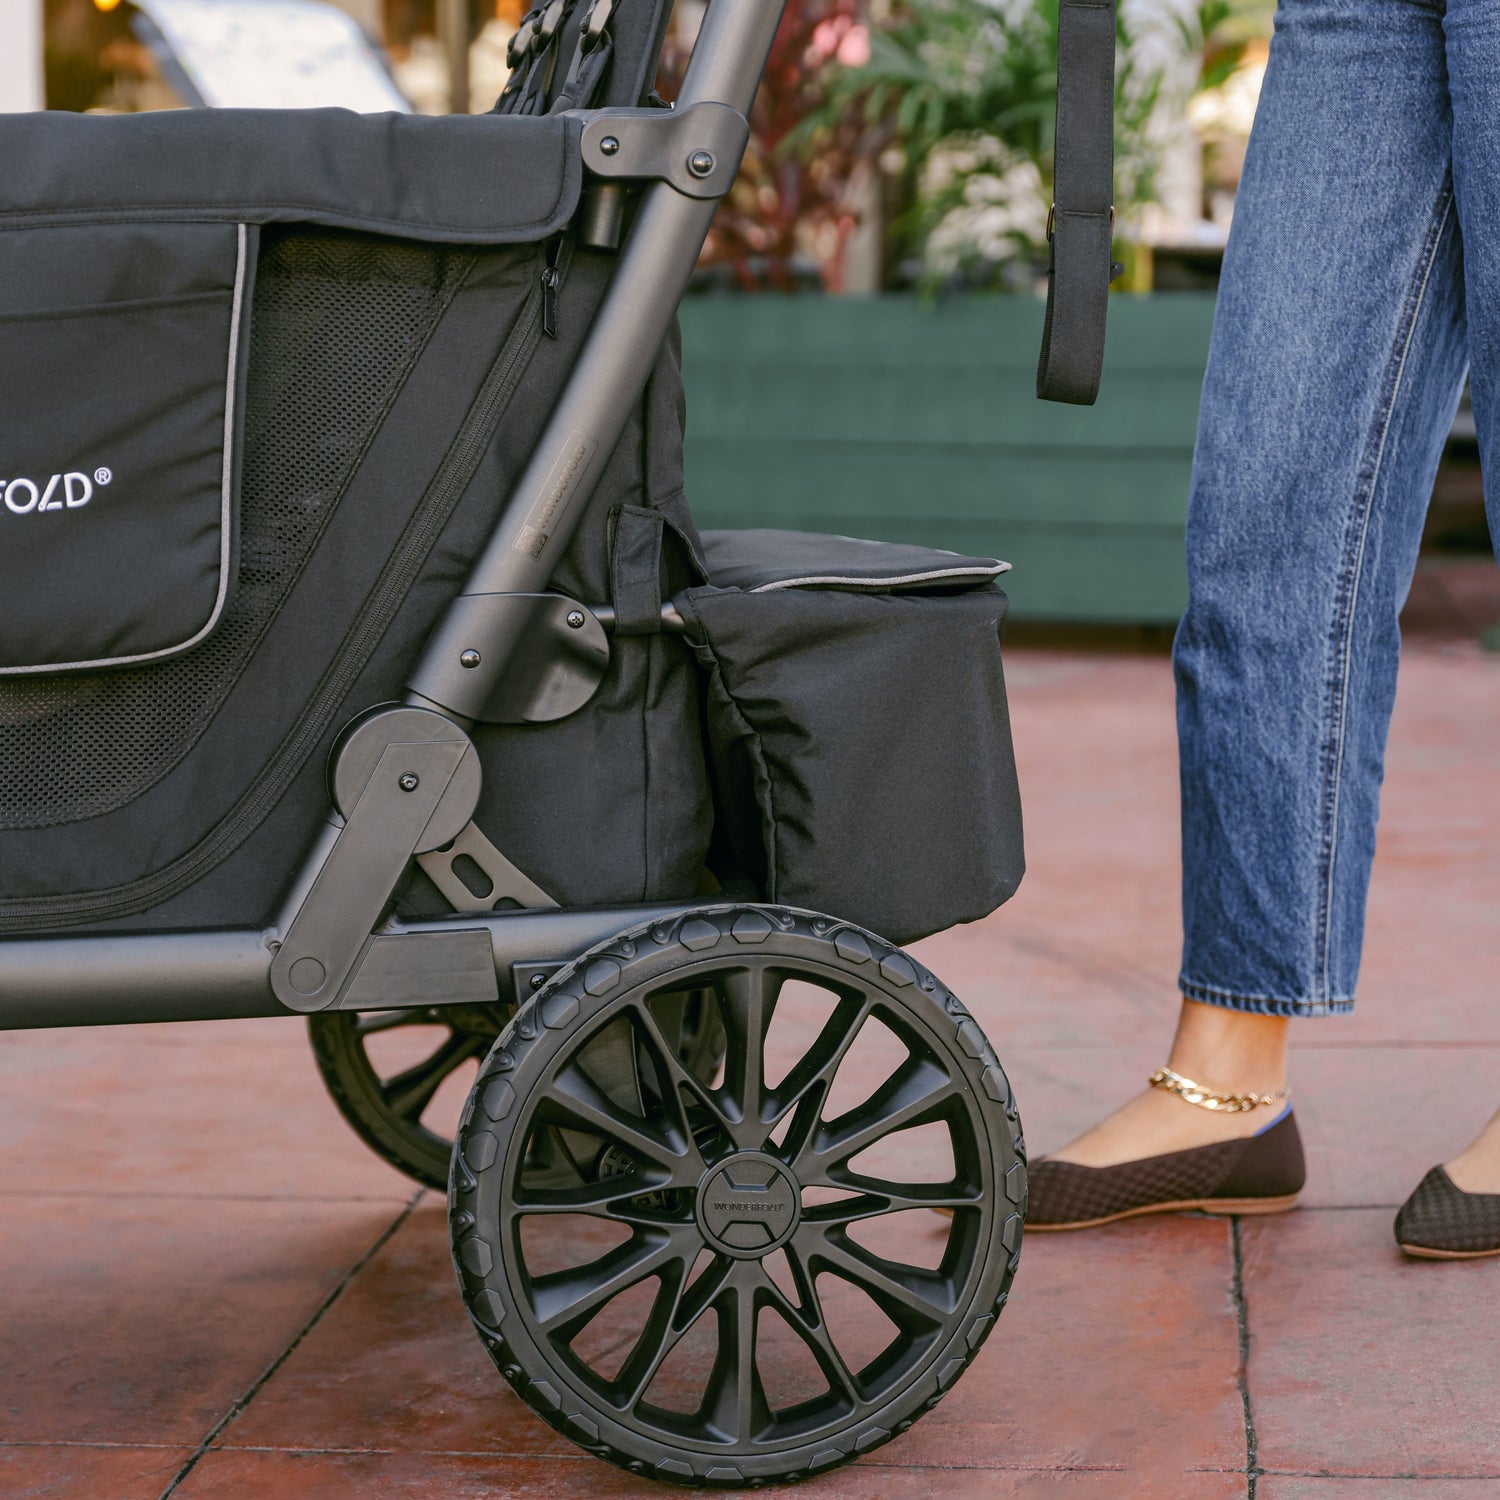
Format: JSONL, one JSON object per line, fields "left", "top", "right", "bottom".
{"left": 0, "top": 0, "right": 1108, "bottom": 1480}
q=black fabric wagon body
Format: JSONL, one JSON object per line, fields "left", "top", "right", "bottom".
{"left": 0, "top": 109, "right": 1022, "bottom": 942}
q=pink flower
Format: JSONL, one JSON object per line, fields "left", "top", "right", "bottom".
{"left": 809, "top": 18, "right": 842, "bottom": 61}
{"left": 836, "top": 24, "right": 870, "bottom": 67}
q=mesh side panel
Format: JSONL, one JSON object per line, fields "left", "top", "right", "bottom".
{"left": 0, "top": 228, "right": 471, "bottom": 831}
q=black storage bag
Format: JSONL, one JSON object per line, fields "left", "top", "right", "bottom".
{"left": 683, "top": 530, "right": 1025, "bottom": 945}
{"left": 0, "top": 106, "right": 710, "bottom": 932}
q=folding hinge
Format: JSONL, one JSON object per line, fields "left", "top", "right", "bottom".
{"left": 568, "top": 102, "right": 750, "bottom": 201}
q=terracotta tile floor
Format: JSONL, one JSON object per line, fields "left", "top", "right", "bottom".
{"left": 2, "top": 573, "right": 1498, "bottom": 1499}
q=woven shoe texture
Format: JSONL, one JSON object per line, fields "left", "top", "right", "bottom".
{"left": 1026, "top": 1110, "right": 1305, "bottom": 1228}
{"left": 1395, "top": 1166, "right": 1500, "bottom": 1258}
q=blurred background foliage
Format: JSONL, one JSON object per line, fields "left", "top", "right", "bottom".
{"left": 666, "top": 0, "right": 1274, "bottom": 293}
{"left": 43, "top": 0, "right": 1275, "bottom": 293}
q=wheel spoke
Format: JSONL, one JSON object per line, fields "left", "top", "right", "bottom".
{"left": 531, "top": 1231, "right": 686, "bottom": 1340}
{"left": 540, "top": 1065, "right": 694, "bottom": 1178}
{"left": 716, "top": 966, "right": 780, "bottom": 1140}
{"left": 630, "top": 1001, "right": 726, "bottom": 1136}
{"left": 774, "top": 990, "right": 870, "bottom": 1128}
{"left": 799, "top": 1180, "right": 983, "bottom": 1225}
{"left": 378, "top": 1030, "right": 485, "bottom": 1122}
{"left": 762, "top": 996, "right": 868, "bottom": 1165}
{"left": 509, "top": 1173, "right": 680, "bottom": 1225}
{"left": 800, "top": 1229, "right": 953, "bottom": 1332}
{"left": 759, "top": 1257, "right": 863, "bottom": 1409}
{"left": 702, "top": 1277, "right": 772, "bottom": 1444}
{"left": 807, "top": 1054, "right": 958, "bottom": 1169}
{"left": 611, "top": 1249, "right": 736, "bottom": 1410}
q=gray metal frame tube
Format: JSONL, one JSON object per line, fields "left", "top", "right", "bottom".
{"left": 0, "top": 929, "right": 279, "bottom": 1030}
{"left": 0, "top": 904, "right": 695, "bottom": 1030}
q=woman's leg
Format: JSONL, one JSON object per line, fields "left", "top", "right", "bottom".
{"left": 1412, "top": 0, "right": 1500, "bottom": 1197}
{"left": 1052, "top": 0, "right": 1469, "bottom": 1171}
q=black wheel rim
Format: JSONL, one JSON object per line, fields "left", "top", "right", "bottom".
{"left": 496, "top": 954, "right": 994, "bottom": 1453}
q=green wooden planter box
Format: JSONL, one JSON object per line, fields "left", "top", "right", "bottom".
{"left": 678, "top": 291, "right": 1217, "bottom": 623}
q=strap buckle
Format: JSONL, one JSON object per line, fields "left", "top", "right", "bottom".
{"left": 535, "top": 0, "right": 567, "bottom": 47}
{"left": 580, "top": 0, "right": 614, "bottom": 54}
{"left": 506, "top": 9, "right": 541, "bottom": 68}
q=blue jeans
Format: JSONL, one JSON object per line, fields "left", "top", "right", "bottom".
{"left": 1175, "top": 0, "right": 1500, "bottom": 1017}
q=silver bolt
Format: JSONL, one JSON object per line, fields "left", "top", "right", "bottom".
{"left": 529, "top": 972, "right": 547, "bottom": 989}
{"left": 398, "top": 773, "right": 420, "bottom": 792}
{"left": 600, "top": 135, "right": 620, "bottom": 156}
{"left": 687, "top": 150, "right": 715, "bottom": 178}
{"left": 566, "top": 609, "right": 586, "bottom": 629}
{"left": 459, "top": 648, "right": 481, "bottom": 669}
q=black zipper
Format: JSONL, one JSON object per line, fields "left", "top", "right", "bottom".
{"left": 0, "top": 246, "right": 564, "bottom": 932}
{"left": 541, "top": 236, "right": 567, "bottom": 339}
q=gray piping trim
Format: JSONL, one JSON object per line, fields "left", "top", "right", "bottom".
{"left": 0, "top": 222, "right": 246, "bottom": 677}
{"left": 747, "top": 561, "right": 1012, "bottom": 593}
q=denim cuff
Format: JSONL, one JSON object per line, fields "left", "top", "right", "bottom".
{"left": 1179, "top": 975, "right": 1355, "bottom": 1020}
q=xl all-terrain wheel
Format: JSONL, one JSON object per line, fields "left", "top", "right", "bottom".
{"left": 450, "top": 905, "right": 1025, "bottom": 1487}
{"left": 310, "top": 993, "right": 724, "bottom": 1190}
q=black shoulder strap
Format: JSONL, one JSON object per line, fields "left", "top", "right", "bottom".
{"left": 1036, "top": 0, "right": 1117, "bottom": 405}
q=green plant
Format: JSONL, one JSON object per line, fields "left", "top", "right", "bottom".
{"left": 804, "top": 0, "right": 1252, "bottom": 291}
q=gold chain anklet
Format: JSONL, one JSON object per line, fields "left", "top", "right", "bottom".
{"left": 1148, "top": 1065, "right": 1290, "bottom": 1114}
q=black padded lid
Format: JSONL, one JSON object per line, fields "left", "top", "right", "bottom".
{"left": 0, "top": 109, "right": 583, "bottom": 244}
{"left": 700, "top": 528, "right": 1010, "bottom": 594}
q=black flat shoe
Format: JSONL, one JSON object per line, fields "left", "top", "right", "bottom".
{"left": 1395, "top": 1166, "right": 1500, "bottom": 1260}
{"left": 1025, "top": 1110, "right": 1306, "bottom": 1231}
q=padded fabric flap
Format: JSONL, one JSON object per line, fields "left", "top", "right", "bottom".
{"left": 700, "top": 528, "right": 1010, "bottom": 593}
{"left": 0, "top": 221, "right": 249, "bottom": 674}
{"left": 0, "top": 110, "right": 583, "bottom": 244}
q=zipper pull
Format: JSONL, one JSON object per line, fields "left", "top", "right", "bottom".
{"left": 541, "top": 263, "right": 560, "bottom": 339}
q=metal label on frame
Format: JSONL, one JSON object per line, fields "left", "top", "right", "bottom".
{"left": 514, "top": 429, "right": 599, "bottom": 559}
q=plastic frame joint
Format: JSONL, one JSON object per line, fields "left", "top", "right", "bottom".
{"left": 569, "top": 102, "right": 750, "bottom": 201}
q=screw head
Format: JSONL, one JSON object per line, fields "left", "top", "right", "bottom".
{"left": 459, "top": 648, "right": 482, "bottom": 669}
{"left": 529, "top": 972, "right": 547, "bottom": 990}
{"left": 687, "top": 150, "right": 715, "bottom": 178}
{"left": 600, "top": 135, "right": 620, "bottom": 156}
{"left": 566, "top": 609, "right": 586, "bottom": 629}
{"left": 398, "top": 773, "right": 420, "bottom": 793}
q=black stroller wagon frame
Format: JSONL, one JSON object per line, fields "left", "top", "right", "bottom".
{"left": 0, "top": 0, "right": 1094, "bottom": 1481}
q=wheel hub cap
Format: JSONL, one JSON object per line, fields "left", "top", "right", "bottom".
{"left": 695, "top": 1151, "right": 801, "bottom": 1258}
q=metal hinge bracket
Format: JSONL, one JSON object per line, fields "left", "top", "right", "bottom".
{"left": 569, "top": 102, "right": 750, "bottom": 201}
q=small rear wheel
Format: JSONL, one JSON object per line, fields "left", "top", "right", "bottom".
{"left": 309, "top": 1004, "right": 508, "bottom": 1189}
{"left": 450, "top": 905, "right": 1025, "bottom": 1487}
{"left": 310, "top": 993, "right": 723, "bottom": 1190}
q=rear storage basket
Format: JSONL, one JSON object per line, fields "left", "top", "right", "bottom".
{"left": 0, "top": 109, "right": 710, "bottom": 932}
{"left": 684, "top": 530, "right": 1025, "bottom": 945}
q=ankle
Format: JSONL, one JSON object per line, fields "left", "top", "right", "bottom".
{"left": 1166, "top": 997, "right": 1290, "bottom": 1096}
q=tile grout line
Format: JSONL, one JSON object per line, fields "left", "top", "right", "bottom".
{"left": 154, "top": 1187, "right": 425, "bottom": 1500}
{"left": 1231, "top": 1217, "right": 1260, "bottom": 1500}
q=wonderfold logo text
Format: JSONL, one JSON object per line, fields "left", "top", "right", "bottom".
{"left": 1, "top": 467, "right": 113, "bottom": 515}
